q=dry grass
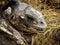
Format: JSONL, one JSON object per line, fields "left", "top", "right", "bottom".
{"left": 20, "top": 0, "right": 60, "bottom": 45}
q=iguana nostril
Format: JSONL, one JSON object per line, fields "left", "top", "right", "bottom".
{"left": 40, "top": 21, "right": 44, "bottom": 24}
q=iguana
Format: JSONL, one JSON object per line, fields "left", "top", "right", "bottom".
{"left": 0, "top": 0, "right": 47, "bottom": 45}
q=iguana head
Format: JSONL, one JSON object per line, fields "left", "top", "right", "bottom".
{"left": 5, "top": 3, "right": 47, "bottom": 31}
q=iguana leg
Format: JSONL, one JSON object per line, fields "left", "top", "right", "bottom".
{"left": 0, "top": 18, "right": 13, "bottom": 35}
{"left": 0, "top": 18, "right": 28, "bottom": 45}
{"left": 0, "top": 26, "right": 13, "bottom": 35}
{"left": 9, "top": 25, "right": 28, "bottom": 45}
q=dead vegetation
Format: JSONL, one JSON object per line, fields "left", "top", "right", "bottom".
{"left": 20, "top": 0, "right": 60, "bottom": 45}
